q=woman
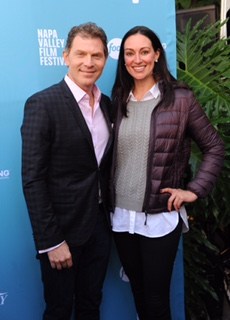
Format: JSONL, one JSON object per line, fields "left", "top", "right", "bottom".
{"left": 110, "top": 26, "right": 225, "bottom": 320}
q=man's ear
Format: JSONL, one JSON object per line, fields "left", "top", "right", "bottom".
{"left": 63, "top": 50, "right": 69, "bottom": 67}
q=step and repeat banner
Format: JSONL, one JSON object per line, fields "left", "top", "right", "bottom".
{"left": 0, "top": 0, "right": 185, "bottom": 319}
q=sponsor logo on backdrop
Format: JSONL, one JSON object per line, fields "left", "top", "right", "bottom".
{"left": 0, "top": 292, "right": 8, "bottom": 306}
{"left": 108, "top": 38, "right": 122, "bottom": 60}
{"left": 38, "top": 29, "right": 65, "bottom": 66}
{"left": 119, "top": 266, "right": 129, "bottom": 282}
{"left": 0, "top": 169, "right": 10, "bottom": 180}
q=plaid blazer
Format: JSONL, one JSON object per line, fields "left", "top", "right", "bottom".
{"left": 21, "top": 80, "right": 113, "bottom": 251}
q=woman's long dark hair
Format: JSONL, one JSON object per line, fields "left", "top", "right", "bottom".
{"left": 111, "top": 26, "right": 177, "bottom": 117}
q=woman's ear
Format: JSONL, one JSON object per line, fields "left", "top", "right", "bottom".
{"left": 155, "top": 50, "right": 160, "bottom": 62}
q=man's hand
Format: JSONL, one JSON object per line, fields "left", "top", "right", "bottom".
{"left": 48, "top": 242, "right": 73, "bottom": 270}
{"left": 160, "top": 188, "right": 198, "bottom": 212}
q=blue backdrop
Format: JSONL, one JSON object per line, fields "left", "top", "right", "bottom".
{"left": 0, "top": 1, "right": 185, "bottom": 319}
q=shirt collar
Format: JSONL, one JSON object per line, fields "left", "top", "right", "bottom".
{"left": 64, "top": 74, "right": 101, "bottom": 104}
{"left": 128, "top": 82, "right": 160, "bottom": 102}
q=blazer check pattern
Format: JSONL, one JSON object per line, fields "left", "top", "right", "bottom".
{"left": 21, "top": 80, "right": 113, "bottom": 251}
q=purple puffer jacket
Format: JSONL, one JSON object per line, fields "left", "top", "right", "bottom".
{"left": 111, "top": 86, "right": 225, "bottom": 214}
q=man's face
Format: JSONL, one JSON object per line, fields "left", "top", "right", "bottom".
{"left": 63, "top": 35, "right": 107, "bottom": 93}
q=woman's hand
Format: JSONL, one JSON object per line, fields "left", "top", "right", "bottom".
{"left": 160, "top": 188, "right": 198, "bottom": 212}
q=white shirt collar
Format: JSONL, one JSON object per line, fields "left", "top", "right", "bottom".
{"left": 64, "top": 74, "right": 101, "bottom": 104}
{"left": 128, "top": 82, "right": 160, "bottom": 102}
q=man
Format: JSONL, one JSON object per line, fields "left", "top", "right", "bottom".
{"left": 21, "top": 22, "right": 113, "bottom": 320}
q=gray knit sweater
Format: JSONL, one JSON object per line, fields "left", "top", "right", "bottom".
{"left": 115, "top": 98, "right": 160, "bottom": 211}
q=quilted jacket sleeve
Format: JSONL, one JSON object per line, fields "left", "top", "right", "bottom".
{"left": 185, "top": 91, "right": 225, "bottom": 198}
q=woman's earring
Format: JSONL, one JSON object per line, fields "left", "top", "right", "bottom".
{"left": 155, "top": 59, "right": 158, "bottom": 63}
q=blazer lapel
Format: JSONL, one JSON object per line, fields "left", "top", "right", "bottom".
{"left": 61, "top": 81, "right": 95, "bottom": 151}
{"left": 60, "top": 80, "right": 113, "bottom": 162}
{"left": 99, "top": 96, "right": 114, "bottom": 161}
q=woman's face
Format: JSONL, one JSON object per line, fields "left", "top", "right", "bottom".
{"left": 124, "top": 33, "right": 160, "bottom": 83}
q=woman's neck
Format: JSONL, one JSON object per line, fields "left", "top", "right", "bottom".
{"left": 133, "top": 79, "right": 156, "bottom": 101}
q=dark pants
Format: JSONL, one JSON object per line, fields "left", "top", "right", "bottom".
{"left": 39, "top": 206, "right": 111, "bottom": 320}
{"left": 113, "top": 217, "right": 182, "bottom": 320}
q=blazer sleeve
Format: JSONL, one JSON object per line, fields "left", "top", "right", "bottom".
{"left": 21, "top": 94, "right": 64, "bottom": 251}
{"left": 186, "top": 92, "right": 225, "bottom": 197}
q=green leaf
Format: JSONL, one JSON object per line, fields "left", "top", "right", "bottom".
{"left": 177, "top": 18, "right": 230, "bottom": 319}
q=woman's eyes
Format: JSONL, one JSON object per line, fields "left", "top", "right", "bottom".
{"left": 141, "top": 50, "right": 149, "bottom": 55}
{"left": 125, "top": 52, "right": 134, "bottom": 56}
{"left": 125, "top": 50, "right": 150, "bottom": 57}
